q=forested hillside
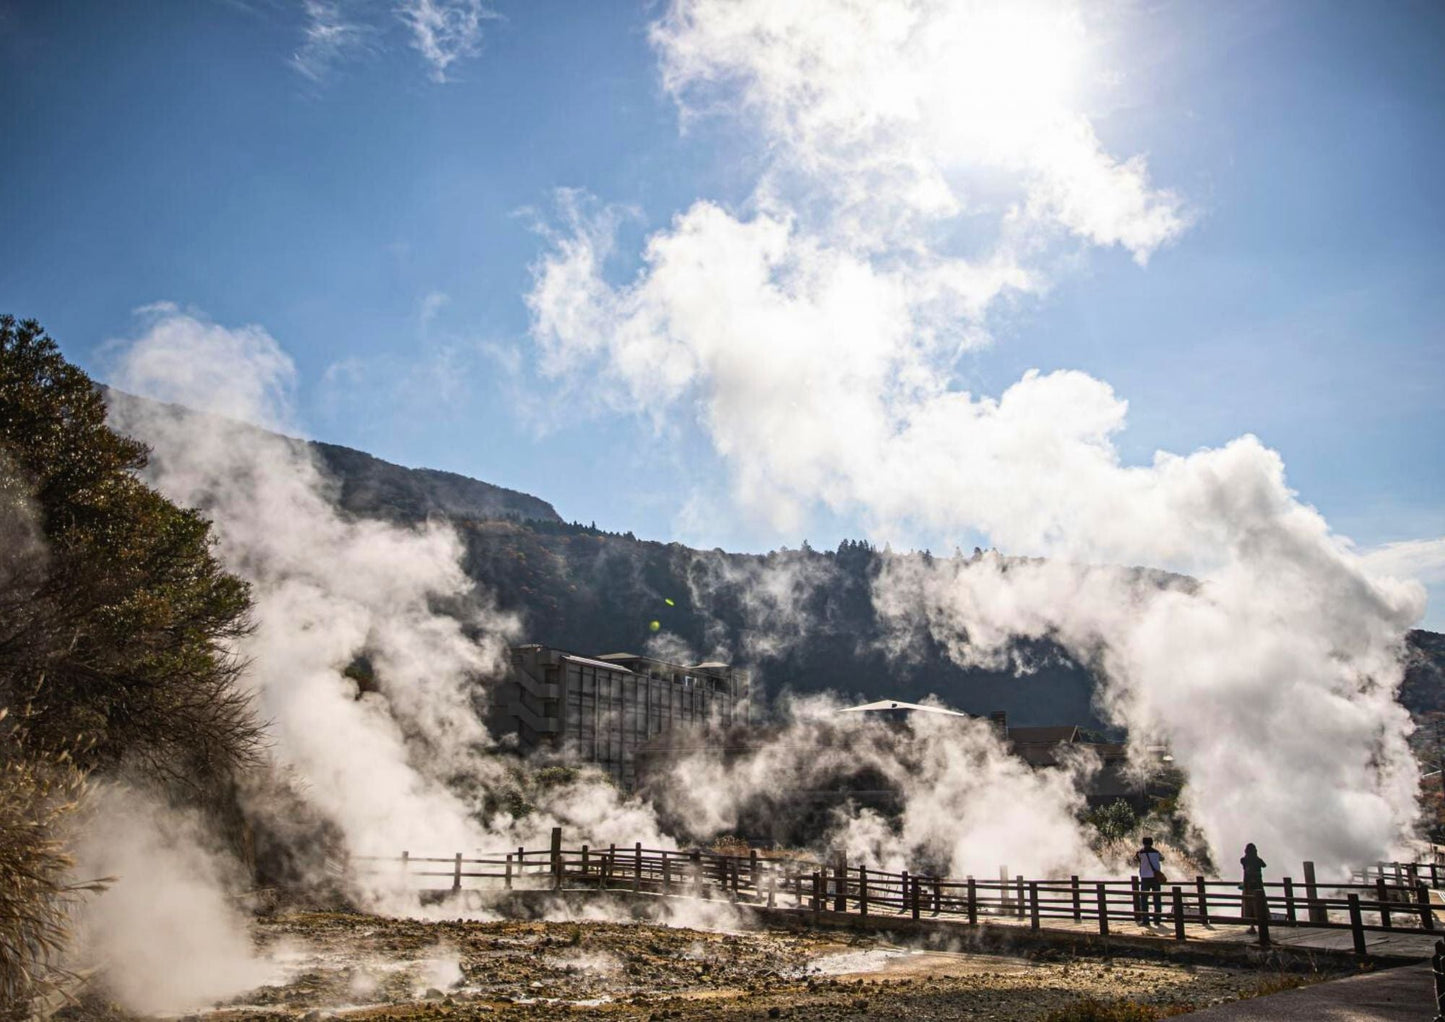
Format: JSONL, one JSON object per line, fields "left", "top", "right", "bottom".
{"left": 100, "top": 392, "right": 1445, "bottom": 729}
{"left": 314, "top": 439, "right": 1445, "bottom": 728}
{"left": 458, "top": 520, "right": 1105, "bottom": 726}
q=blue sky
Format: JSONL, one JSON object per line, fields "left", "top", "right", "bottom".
{"left": 2, "top": 0, "right": 1442, "bottom": 627}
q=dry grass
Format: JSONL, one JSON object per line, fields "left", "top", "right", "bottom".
{"left": 0, "top": 718, "right": 109, "bottom": 1019}
{"left": 1039, "top": 998, "right": 1194, "bottom": 1021}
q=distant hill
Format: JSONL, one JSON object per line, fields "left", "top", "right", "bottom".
{"left": 455, "top": 520, "right": 1105, "bottom": 726}
{"left": 102, "top": 388, "right": 562, "bottom": 526}
{"left": 1402, "top": 629, "right": 1445, "bottom": 717}
{"left": 310, "top": 441, "right": 561, "bottom": 526}
{"left": 102, "top": 391, "right": 1445, "bottom": 729}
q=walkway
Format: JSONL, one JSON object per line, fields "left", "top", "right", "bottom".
{"left": 1180, "top": 961, "right": 1434, "bottom": 1020}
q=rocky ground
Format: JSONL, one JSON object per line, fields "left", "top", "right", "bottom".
{"left": 101, "top": 912, "right": 1345, "bottom": 1022}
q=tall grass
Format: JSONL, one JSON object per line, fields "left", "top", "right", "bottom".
{"left": 0, "top": 716, "right": 108, "bottom": 1018}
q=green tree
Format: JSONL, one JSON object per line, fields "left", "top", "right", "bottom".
{"left": 1086, "top": 798, "right": 1138, "bottom": 843}
{"left": 1, "top": 315, "right": 267, "bottom": 1008}
{"left": 0, "top": 315, "right": 262, "bottom": 789}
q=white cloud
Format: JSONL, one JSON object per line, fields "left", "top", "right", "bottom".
{"left": 292, "top": 0, "right": 369, "bottom": 81}
{"left": 419, "top": 289, "right": 450, "bottom": 330}
{"left": 650, "top": 0, "right": 1190, "bottom": 260}
{"left": 1361, "top": 537, "right": 1445, "bottom": 585}
{"left": 524, "top": 0, "right": 1428, "bottom": 871}
{"left": 398, "top": 0, "right": 494, "bottom": 82}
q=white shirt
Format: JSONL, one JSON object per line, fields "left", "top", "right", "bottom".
{"left": 1138, "top": 849, "right": 1163, "bottom": 878}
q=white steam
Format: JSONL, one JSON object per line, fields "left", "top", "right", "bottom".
{"left": 656, "top": 693, "right": 1101, "bottom": 879}
{"left": 108, "top": 305, "right": 514, "bottom": 860}
{"left": 528, "top": 0, "right": 1428, "bottom": 876}
{"left": 69, "top": 785, "right": 273, "bottom": 1014}
{"left": 104, "top": 305, "right": 673, "bottom": 866}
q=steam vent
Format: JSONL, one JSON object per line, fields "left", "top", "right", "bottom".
{"left": 492, "top": 644, "right": 752, "bottom": 788}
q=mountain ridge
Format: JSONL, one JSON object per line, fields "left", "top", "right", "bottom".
{"left": 103, "top": 391, "right": 1445, "bottom": 726}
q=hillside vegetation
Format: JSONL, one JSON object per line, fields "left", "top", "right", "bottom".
{"left": 103, "top": 392, "right": 1445, "bottom": 729}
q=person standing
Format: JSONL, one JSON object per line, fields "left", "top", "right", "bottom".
{"left": 1240, "top": 843, "right": 1267, "bottom": 934}
{"left": 1137, "top": 835, "right": 1165, "bottom": 925}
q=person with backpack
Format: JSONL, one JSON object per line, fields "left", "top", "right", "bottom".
{"left": 1136, "top": 835, "right": 1166, "bottom": 925}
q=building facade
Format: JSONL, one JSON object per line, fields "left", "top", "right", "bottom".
{"left": 491, "top": 644, "right": 751, "bottom": 789}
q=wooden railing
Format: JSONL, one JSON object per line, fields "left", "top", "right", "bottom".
{"left": 353, "top": 831, "right": 1441, "bottom": 956}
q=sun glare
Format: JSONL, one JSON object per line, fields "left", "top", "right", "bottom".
{"left": 923, "top": 1, "right": 1092, "bottom": 164}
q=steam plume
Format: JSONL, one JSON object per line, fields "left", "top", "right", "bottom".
{"left": 528, "top": 0, "right": 1429, "bottom": 875}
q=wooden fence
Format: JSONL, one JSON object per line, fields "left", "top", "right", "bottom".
{"left": 353, "top": 830, "right": 1441, "bottom": 957}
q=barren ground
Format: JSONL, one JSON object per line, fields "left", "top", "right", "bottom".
{"left": 85, "top": 912, "right": 1348, "bottom": 1022}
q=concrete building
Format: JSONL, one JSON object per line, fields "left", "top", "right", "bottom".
{"left": 491, "top": 644, "right": 751, "bottom": 788}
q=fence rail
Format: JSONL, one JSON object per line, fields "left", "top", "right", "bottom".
{"left": 351, "top": 833, "right": 1442, "bottom": 956}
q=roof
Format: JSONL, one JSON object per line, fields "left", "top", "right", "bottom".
{"left": 562, "top": 654, "right": 635, "bottom": 673}
{"left": 1006, "top": 725, "right": 1081, "bottom": 745}
{"left": 594, "top": 652, "right": 641, "bottom": 661}
{"left": 836, "top": 699, "right": 971, "bottom": 718}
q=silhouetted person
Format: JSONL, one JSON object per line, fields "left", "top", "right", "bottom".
{"left": 1137, "top": 835, "right": 1165, "bottom": 925}
{"left": 1240, "top": 842, "right": 1267, "bottom": 933}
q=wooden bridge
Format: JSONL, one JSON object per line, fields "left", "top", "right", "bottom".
{"left": 353, "top": 831, "right": 1444, "bottom": 963}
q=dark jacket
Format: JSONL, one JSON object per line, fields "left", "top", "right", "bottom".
{"left": 1241, "top": 853, "right": 1266, "bottom": 890}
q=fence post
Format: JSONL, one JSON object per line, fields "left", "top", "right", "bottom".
{"left": 1432, "top": 938, "right": 1445, "bottom": 1020}
{"left": 550, "top": 827, "right": 562, "bottom": 890}
{"left": 1254, "top": 889, "right": 1271, "bottom": 948}
{"left": 1419, "top": 882, "right": 1436, "bottom": 931}
{"left": 1195, "top": 876, "right": 1210, "bottom": 926}
{"left": 812, "top": 871, "right": 822, "bottom": 915}
{"left": 767, "top": 867, "right": 776, "bottom": 909}
{"left": 517, "top": 846, "right": 524, "bottom": 881}
{"left": 452, "top": 852, "right": 463, "bottom": 893}
{"left": 1131, "top": 875, "right": 1142, "bottom": 926}
{"left": 1096, "top": 882, "right": 1109, "bottom": 937}
{"left": 967, "top": 877, "right": 977, "bottom": 925}
{"left": 834, "top": 855, "right": 847, "bottom": 912}
{"left": 1028, "top": 882, "right": 1039, "bottom": 931}
{"left": 750, "top": 849, "right": 759, "bottom": 894}
{"left": 933, "top": 878, "right": 941, "bottom": 916}
{"left": 1016, "top": 875, "right": 1025, "bottom": 919}
{"left": 581, "top": 844, "right": 590, "bottom": 883}
{"left": 912, "top": 877, "right": 922, "bottom": 922}
{"left": 1071, "top": 875, "right": 1081, "bottom": 922}
{"left": 859, "top": 866, "right": 869, "bottom": 917}
{"left": 607, "top": 844, "right": 616, "bottom": 889}
{"left": 1172, "top": 886, "right": 1185, "bottom": 942}
{"left": 691, "top": 850, "right": 702, "bottom": 898}
{"left": 662, "top": 852, "right": 671, "bottom": 894}
{"left": 634, "top": 843, "right": 642, "bottom": 893}
{"left": 732, "top": 857, "right": 741, "bottom": 900}
{"left": 1433, "top": 862, "right": 1441, "bottom": 890}
{"left": 999, "top": 866, "right": 1011, "bottom": 911}
{"left": 1377, "top": 877, "right": 1392, "bottom": 929}
{"left": 1283, "top": 877, "right": 1297, "bottom": 925}
{"left": 1348, "top": 893, "right": 1367, "bottom": 956}
{"left": 1308, "top": 862, "right": 1330, "bottom": 925}
{"left": 504, "top": 853, "right": 512, "bottom": 890}
{"left": 901, "top": 870, "right": 910, "bottom": 915}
